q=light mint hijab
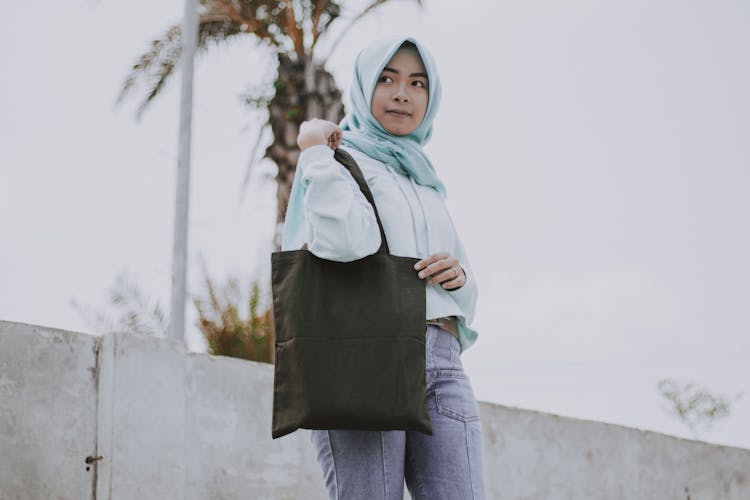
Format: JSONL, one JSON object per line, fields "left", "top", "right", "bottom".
{"left": 282, "top": 35, "right": 446, "bottom": 250}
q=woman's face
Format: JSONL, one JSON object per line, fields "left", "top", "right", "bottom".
{"left": 370, "top": 47, "right": 429, "bottom": 136}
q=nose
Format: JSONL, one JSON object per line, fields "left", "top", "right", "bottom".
{"left": 393, "top": 84, "right": 409, "bottom": 102}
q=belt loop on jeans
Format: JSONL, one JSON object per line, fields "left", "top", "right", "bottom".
{"left": 425, "top": 316, "right": 459, "bottom": 339}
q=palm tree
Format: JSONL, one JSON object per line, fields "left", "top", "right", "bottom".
{"left": 115, "top": 0, "right": 423, "bottom": 251}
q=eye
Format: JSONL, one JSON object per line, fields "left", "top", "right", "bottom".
{"left": 378, "top": 75, "right": 393, "bottom": 83}
{"left": 413, "top": 80, "right": 427, "bottom": 88}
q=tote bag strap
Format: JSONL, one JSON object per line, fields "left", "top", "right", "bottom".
{"left": 333, "top": 148, "right": 390, "bottom": 255}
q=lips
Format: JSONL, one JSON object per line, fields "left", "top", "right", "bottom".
{"left": 386, "top": 109, "right": 411, "bottom": 116}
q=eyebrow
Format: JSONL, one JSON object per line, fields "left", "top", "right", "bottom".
{"left": 382, "top": 66, "right": 428, "bottom": 79}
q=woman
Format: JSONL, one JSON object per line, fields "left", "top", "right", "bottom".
{"left": 283, "top": 34, "right": 486, "bottom": 500}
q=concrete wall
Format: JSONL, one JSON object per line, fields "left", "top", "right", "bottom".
{"left": 1, "top": 319, "right": 749, "bottom": 500}
{"left": 0, "top": 321, "right": 99, "bottom": 500}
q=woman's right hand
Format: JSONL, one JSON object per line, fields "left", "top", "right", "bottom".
{"left": 297, "top": 118, "right": 343, "bottom": 151}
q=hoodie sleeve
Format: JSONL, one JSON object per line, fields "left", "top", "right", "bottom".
{"left": 446, "top": 231, "right": 478, "bottom": 325}
{"left": 299, "top": 144, "right": 382, "bottom": 262}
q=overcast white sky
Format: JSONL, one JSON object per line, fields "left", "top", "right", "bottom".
{"left": 2, "top": 1, "right": 748, "bottom": 450}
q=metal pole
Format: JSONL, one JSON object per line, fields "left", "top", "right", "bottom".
{"left": 169, "top": 0, "right": 199, "bottom": 342}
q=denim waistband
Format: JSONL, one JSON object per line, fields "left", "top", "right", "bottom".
{"left": 425, "top": 316, "right": 458, "bottom": 338}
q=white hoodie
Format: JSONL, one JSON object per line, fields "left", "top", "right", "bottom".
{"left": 281, "top": 144, "right": 479, "bottom": 353}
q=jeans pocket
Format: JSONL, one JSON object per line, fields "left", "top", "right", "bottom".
{"left": 433, "top": 369, "right": 481, "bottom": 423}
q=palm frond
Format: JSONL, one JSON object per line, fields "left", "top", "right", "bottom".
{"left": 69, "top": 296, "right": 119, "bottom": 336}
{"left": 309, "top": 0, "right": 342, "bottom": 51}
{"left": 115, "top": 6, "right": 281, "bottom": 120}
{"left": 237, "top": 123, "right": 271, "bottom": 207}
{"left": 70, "top": 270, "right": 168, "bottom": 337}
{"left": 115, "top": 24, "right": 182, "bottom": 121}
{"left": 325, "top": 0, "right": 422, "bottom": 59}
{"left": 281, "top": 2, "right": 305, "bottom": 58}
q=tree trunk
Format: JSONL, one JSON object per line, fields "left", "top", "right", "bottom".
{"left": 265, "top": 52, "right": 345, "bottom": 252}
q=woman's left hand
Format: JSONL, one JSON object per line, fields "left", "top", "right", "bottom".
{"left": 414, "top": 252, "right": 465, "bottom": 289}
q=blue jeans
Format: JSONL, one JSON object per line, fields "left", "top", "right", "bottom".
{"left": 309, "top": 324, "right": 486, "bottom": 499}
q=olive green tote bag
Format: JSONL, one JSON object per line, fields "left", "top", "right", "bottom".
{"left": 270, "top": 148, "right": 432, "bottom": 439}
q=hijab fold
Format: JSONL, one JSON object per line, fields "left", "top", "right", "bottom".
{"left": 282, "top": 35, "right": 446, "bottom": 251}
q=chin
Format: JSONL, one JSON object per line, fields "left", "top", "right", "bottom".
{"left": 385, "top": 125, "right": 414, "bottom": 136}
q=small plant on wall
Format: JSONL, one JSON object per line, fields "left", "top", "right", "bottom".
{"left": 194, "top": 271, "right": 275, "bottom": 364}
{"left": 657, "top": 377, "right": 744, "bottom": 439}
